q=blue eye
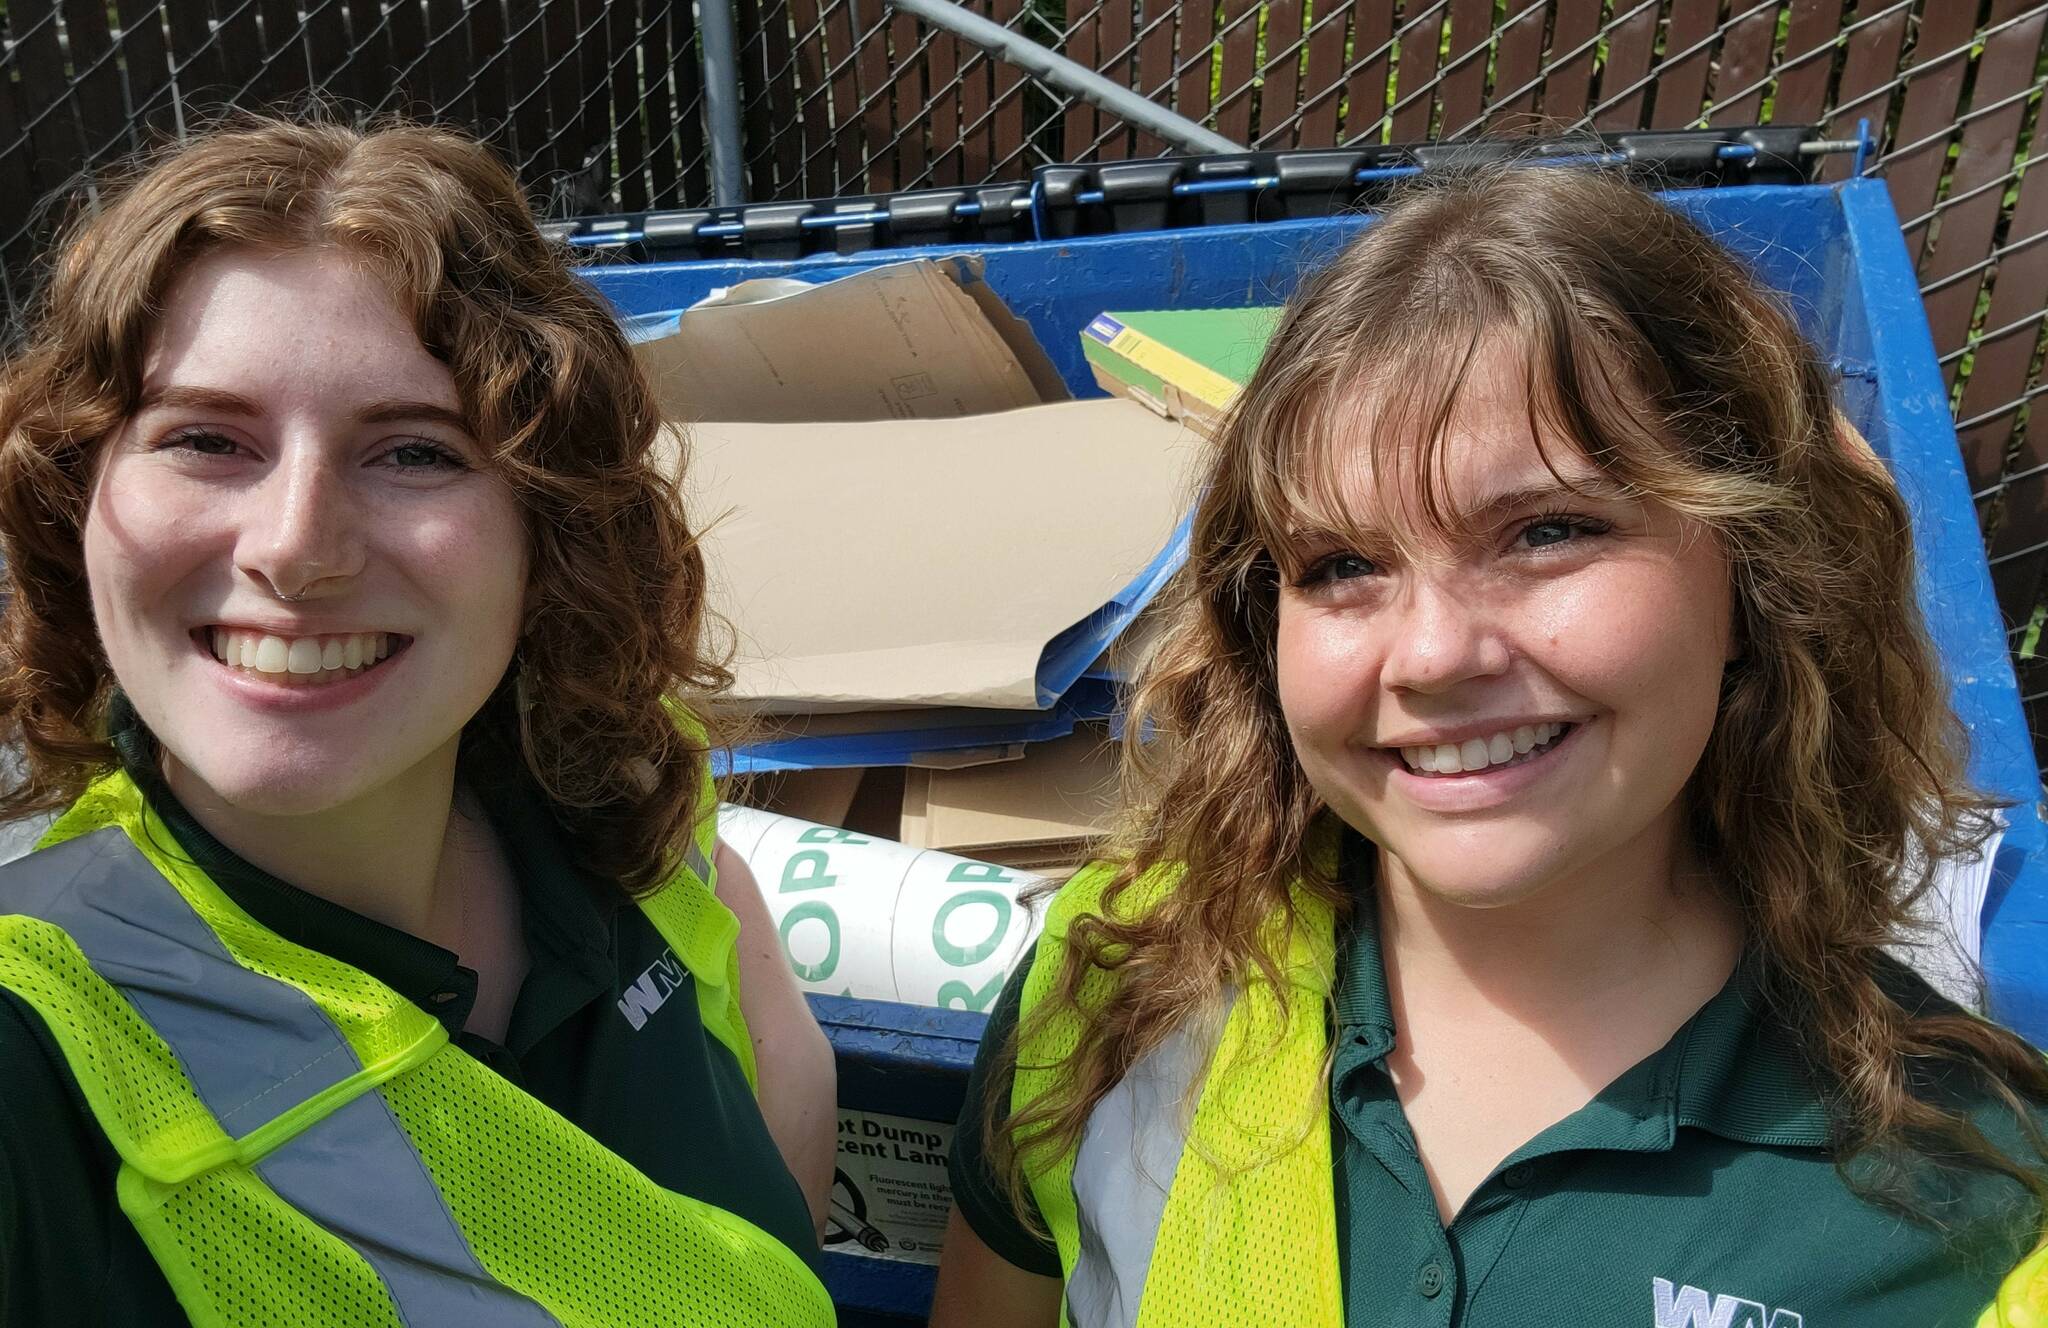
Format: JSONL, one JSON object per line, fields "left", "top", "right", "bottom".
{"left": 1517, "top": 515, "right": 1609, "bottom": 549}
{"left": 1298, "top": 552, "right": 1377, "bottom": 587}
{"left": 383, "top": 440, "right": 466, "bottom": 473}
{"left": 160, "top": 428, "right": 239, "bottom": 456}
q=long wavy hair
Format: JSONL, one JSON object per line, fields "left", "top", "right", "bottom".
{"left": 994, "top": 164, "right": 2048, "bottom": 1228}
{"left": 0, "top": 115, "right": 729, "bottom": 895}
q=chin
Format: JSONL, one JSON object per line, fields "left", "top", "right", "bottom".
{"left": 181, "top": 760, "right": 381, "bottom": 818}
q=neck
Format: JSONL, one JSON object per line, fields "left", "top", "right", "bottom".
{"left": 164, "top": 739, "right": 462, "bottom": 937}
{"left": 1374, "top": 817, "right": 1744, "bottom": 1032}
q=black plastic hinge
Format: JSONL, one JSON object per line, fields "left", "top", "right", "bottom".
{"left": 740, "top": 202, "right": 817, "bottom": 260}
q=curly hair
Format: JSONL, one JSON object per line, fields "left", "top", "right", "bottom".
{"left": 0, "top": 114, "right": 728, "bottom": 894}
{"left": 993, "top": 164, "right": 2048, "bottom": 1228}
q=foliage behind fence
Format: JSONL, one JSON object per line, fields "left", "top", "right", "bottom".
{"left": 4, "top": 0, "right": 2048, "bottom": 768}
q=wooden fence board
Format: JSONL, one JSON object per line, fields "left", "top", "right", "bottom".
{"left": 1174, "top": 0, "right": 1217, "bottom": 138}
{"left": 1961, "top": 153, "right": 2048, "bottom": 502}
{"left": 1590, "top": 0, "right": 1661, "bottom": 130}
{"left": 673, "top": 0, "right": 709, "bottom": 204}
{"left": 1540, "top": 0, "right": 1607, "bottom": 124}
{"left": 355, "top": 0, "right": 400, "bottom": 113}
{"left": 423, "top": 0, "right": 473, "bottom": 123}
{"left": 501, "top": 0, "right": 553, "bottom": 177}
{"left": 1097, "top": 0, "right": 1140, "bottom": 158}
{"left": 10, "top": 1, "right": 85, "bottom": 200}
{"left": 1819, "top": 0, "right": 1911, "bottom": 183}
{"left": 1884, "top": 2, "right": 1981, "bottom": 265}
{"left": 1133, "top": 0, "right": 1180, "bottom": 153}
{"left": 1437, "top": 0, "right": 1496, "bottom": 139}
{"left": 384, "top": 0, "right": 431, "bottom": 113}
{"left": 1065, "top": 0, "right": 1103, "bottom": 156}
{"left": 990, "top": 0, "right": 1027, "bottom": 175}
{"left": 786, "top": 0, "right": 834, "bottom": 196}
{"left": 1259, "top": 0, "right": 1308, "bottom": 147}
{"left": 1655, "top": 0, "right": 1724, "bottom": 124}
{"left": 1707, "top": 1, "right": 1784, "bottom": 127}
{"left": 823, "top": 0, "right": 864, "bottom": 189}
{"left": 888, "top": 8, "right": 925, "bottom": 186}
{"left": 1341, "top": 0, "right": 1395, "bottom": 144}
{"left": 1214, "top": 0, "right": 1261, "bottom": 147}
{"left": 1923, "top": 2, "right": 2047, "bottom": 406}
{"left": 113, "top": 1, "right": 181, "bottom": 144}
{"left": 608, "top": 0, "right": 649, "bottom": 210}
{"left": 929, "top": 31, "right": 963, "bottom": 184}
{"left": 1388, "top": 0, "right": 1446, "bottom": 142}
{"left": 1766, "top": 0, "right": 1840, "bottom": 128}
{"left": 957, "top": 5, "right": 993, "bottom": 182}
{"left": 1486, "top": 0, "right": 1547, "bottom": 129}
{"left": 164, "top": 0, "right": 228, "bottom": 105}
{"left": 853, "top": 3, "right": 895, "bottom": 189}
{"left": 1296, "top": 0, "right": 1350, "bottom": 145}
{"left": 58, "top": 0, "right": 128, "bottom": 162}
{"left": 759, "top": 0, "right": 805, "bottom": 194}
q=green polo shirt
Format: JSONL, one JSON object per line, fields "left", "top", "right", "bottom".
{"left": 0, "top": 702, "right": 816, "bottom": 1326}
{"left": 951, "top": 842, "right": 2044, "bottom": 1325}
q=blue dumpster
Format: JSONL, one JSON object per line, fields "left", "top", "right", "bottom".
{"left": 583, "top": 172, "right": 2048, "bottom": 1323}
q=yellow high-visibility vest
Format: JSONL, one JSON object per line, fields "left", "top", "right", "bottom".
{"left": 0, "top": 769, "right": 832, "bottom": 1328}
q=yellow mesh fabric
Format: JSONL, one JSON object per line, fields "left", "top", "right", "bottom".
{"left": 0, "top": 915, "right": 226, "bottom": 1176}
{"left": 382, "top": 1052, "right": 831, "bottom": 1326}
{"left": 1986, "top": 1242, "right": 2048, "bottom": 1326}
{"left": 19, "top": 773, "right": 829, "bottom": 1327}
{"left": 1015, "top": 861, "right": 1343, "bottom": 1328}
{"left": 129, "top": 1168, "right": 402, "bottom": 1328}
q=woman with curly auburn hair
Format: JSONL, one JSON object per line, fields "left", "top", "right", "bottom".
{"left": 0, "top": 116, "right": 834, "bottom": 1326}
{"left": 934, "top": 166, "right": 2048, "bottom": 1328}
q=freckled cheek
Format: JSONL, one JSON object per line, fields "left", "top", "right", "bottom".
{"left": 1521, "top": 567, "right": 1730, "bottom": 713}
{"left": 83, "top": 472, "right": 231, "bottom": 624}
{"left": 1274, "top": 605, "right": 1379, "bottom": 744}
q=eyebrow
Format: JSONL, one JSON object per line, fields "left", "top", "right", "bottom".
{"left": 135, "top": 385, "right": 472, "bottom": 433}
{"left": 1280, "top": 476, "right": 1631, "bottom": 548}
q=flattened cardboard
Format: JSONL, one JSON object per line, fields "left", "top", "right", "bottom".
{"left": 635, "top": 259, "right": 1064, "bottom": 423}
{"left": 899, "top": 727, "right": 1121, "bottom": 853}
{"left": 674, "top": 399, "right": 1198, "bottom": 712}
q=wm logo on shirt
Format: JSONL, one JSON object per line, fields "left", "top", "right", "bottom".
{"left": 1654, "top": 1278, "right": 1803, "bottom": 1328}
{"left": 617, "top": 950, "right": 687, "bottom": 1031}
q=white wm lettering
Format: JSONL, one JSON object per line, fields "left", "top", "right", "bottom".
{"left": 617, "top": 951, "right": 686, "bottom": 1031}
{"left": 1654, "top": 1279, "right": 1803, "bottom": 1328}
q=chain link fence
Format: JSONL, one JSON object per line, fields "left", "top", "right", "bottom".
{"left": 3, "top": 0, "right": 2048, "bottom": 768}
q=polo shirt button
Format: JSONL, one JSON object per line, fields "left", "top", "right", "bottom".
{"left": 1416, "top": 1261, "right": 1444, "bottom": 1298}
{"left": 1502, "top": 1162, "right": 1534, "bottom": 1189}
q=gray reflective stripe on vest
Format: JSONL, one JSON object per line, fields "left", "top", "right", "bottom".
{"left": 684, "top": 835, "right": 714, "bottom": 889}
{"left": 7, "top": 828, "right": 560, "bottom": 1326}
{"left": 1064, "top": 993, "right": 1236, "bottom": 1328}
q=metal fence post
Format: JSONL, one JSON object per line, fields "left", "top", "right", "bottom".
{"left": 700, "top": 0, "right": 748, "bottom": 205}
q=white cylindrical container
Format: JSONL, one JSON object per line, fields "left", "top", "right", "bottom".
{"left": 721, "top": 804, "right": 1049, "bottom": 1011}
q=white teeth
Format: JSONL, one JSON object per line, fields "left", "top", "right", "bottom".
{"left": 209, "top": 631, "right": 395, "bottom": 683}
{"left": 253, "top": 636, "right": 289, "bottom": 674}
{"left": 1402, "top": 722, "right": 1572, "bottom": 774}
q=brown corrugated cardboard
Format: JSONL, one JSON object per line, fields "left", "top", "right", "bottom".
{"left": 634, "top": 259, "right": 1065, "bottom": 423}
{"left": 898, "top": 727, "right": 1120, "bottom": 854}
{"left": 669, "top": 399, "right": 1198, "bottom": 712}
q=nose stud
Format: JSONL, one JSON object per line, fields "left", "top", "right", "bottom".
{"left": 274, "top": 588, "right": 308, "bottom": 603}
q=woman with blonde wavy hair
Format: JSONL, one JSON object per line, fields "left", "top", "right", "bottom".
{"left": 934, "top": 166, "right": 2048, "bottom": 1327}
{"left": 0, "top": 117, "right": 834, "bottom": 1325}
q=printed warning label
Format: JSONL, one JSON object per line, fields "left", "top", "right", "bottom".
{"left": 826, "top": 1110, "right": 956, "bottom": 1265}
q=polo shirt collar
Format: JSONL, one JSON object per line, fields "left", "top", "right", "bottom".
{"left": 1329, "top": 830, "right": 1833, "bottom": 1155}
{"left": 108, "top": 694, "right": 619, "bottom": 1051}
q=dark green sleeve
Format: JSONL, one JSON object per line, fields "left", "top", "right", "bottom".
{"left": 0, "top": 990, "right": 184, "bottom": 1325}
{"left": 948, "top": 941, "right": 1061, "bottom": 1278}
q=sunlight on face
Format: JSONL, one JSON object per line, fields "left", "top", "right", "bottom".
{"left": 1273, "top": 338, "right": 1734, "bottom": 911}
{"left": 82, "top": 247, "right": 529, "bottom": 817}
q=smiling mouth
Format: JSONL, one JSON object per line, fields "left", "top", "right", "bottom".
{"left": 200, "top": 628, "right": 410, "bottom": 687}
{"left": 1393, "top": 722, "right": 1577, "bottom": 777}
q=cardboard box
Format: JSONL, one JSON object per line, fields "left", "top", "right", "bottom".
{"left": 1081, "top": 307, "right": 1280, "bottom": 437}
{"left": 899, "top": 727, "right": 1120, "bottom": 857}
{"left": 636, "top": 258, "right": 1066, "bottom": 423}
